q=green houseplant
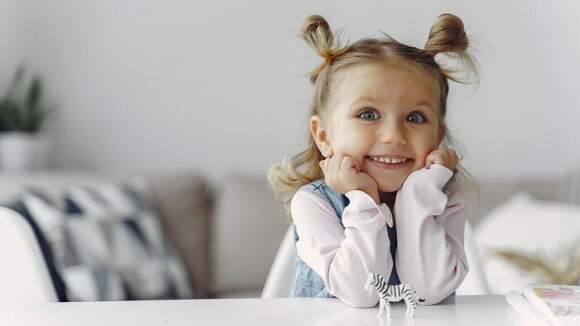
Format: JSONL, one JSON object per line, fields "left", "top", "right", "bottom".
{"left": 0, "top": 67, "right": 55, "bottom": 171}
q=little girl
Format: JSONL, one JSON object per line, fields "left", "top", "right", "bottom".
{"left": 269, "top": 13, "right": 477, "bottom": 307}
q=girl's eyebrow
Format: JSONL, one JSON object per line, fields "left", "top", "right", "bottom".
{"left": 349, "top": 96, "right": 378, "bottom": 105}
{"left": 350, "top": 96, "right": 435, "bottom": 112}
{"left": 414, "top": 102, "right": 435, "bottom": 112}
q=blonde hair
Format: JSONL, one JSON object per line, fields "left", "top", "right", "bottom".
{"left": 268, "top": 13, "right": 478, "bottom": 216}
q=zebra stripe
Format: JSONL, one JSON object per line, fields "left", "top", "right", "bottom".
{"left": 367, "top": 272, "right": 418, "bottom": 315}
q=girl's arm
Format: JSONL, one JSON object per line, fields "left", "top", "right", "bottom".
{"left": 394, "top": 164, "right": 469, "bottom": 305}
{"left": 291, "top": 188, "right": 393, "bottom": 307}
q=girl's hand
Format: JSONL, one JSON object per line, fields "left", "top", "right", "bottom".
{"left": 425, "top": 149, "right": 459, "bottom": 171}
{"left": 319, "top": 154, "right": 380, "bottom": 204}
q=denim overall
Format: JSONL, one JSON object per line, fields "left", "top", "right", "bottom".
{"left": 291, "top": 179, "right": 400, "bottom": 297}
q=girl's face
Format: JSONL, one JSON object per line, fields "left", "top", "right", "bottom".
{"left": 311, "top": 62, "right": 443, "bottom": 193}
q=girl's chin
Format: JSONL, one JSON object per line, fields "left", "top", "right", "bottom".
{"left": 377, "top": 183, "right": 404, "bottom": 193}
{"left": 373, "top": 167, "right": 424, "bottom": 192}
{"left": 373, "top": 175, "right": 407, "bottom": 193}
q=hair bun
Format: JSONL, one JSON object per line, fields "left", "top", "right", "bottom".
{"left": 302, "top": 15, "right": 331, "bottom": 39}
{"left": 425, "top": 13, "right": 469, "bottom": 54}
{"left": 301, "top": 15, "right": 348, "bottom": 80}
{"left": 301, "top": 15, "right": 334, "bottom": 53}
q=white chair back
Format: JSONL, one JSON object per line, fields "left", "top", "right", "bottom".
{"left": 261, "top": 226, "right": 295, "bottom": 298}
{"left": 456, "top": 222, "right": 491, "bottom": 295}
{"left": 0, "top": 207, "right": 58, "bottom": 303}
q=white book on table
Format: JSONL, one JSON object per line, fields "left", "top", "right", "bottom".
{"left": 506, "top": 283, "right": 580, "bottom": 326}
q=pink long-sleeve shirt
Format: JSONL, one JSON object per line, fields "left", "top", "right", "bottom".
{"left": 291, "top": 164, "right": 469, "bottom": 307}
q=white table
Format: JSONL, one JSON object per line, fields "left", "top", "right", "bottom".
{"left": 1, "top": 295, "right": 523, "bottom": 325}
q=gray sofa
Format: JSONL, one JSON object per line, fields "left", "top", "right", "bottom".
{"left": 0, "top": 171, "right": 289, "bottom": 299}
{"left": 0, "top": 169, "right": 575, "bottom": 300}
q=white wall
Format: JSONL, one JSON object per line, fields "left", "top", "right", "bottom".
{"left": 0, "top": 0, "right": 20, "bottom": 90}
{"left": 4, "top": 1, "right": 580, "bottom": 180}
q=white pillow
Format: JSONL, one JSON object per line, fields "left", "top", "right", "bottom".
{"left": 475, "top": 192, "right": 580, "bottom": 294}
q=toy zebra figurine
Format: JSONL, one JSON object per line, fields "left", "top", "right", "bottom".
{"left": 364, "top": 273, "right": 425, "bottom": 318}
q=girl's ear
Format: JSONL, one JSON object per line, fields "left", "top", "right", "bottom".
{"left": 310, "top": 115, "right": 333, "bottom": 158}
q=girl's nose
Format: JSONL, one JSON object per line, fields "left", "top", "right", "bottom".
{"left": 379, "top": 121, "right": 407, "bottom": 145}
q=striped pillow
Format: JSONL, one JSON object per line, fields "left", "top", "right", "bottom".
{"left": 16, "top": 179, "right": 194, "bottom": 301}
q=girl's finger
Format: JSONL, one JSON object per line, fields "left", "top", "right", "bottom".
{"left": 352, "top": 158, "right": 361, "bottom": 172}
{"left": 340, "top": 156, "right": 357, "bottom": 173}
{"left": 425, "top": 153, "right": 436, "bottom": 169}
{"left": 329, "top": 154, "right": 342, "bottom": 174}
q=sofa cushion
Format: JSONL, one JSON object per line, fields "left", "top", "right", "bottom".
{"left": 144, "top": 173, "right": 212, "bottom": 298}
{"left": 62, "top": 181, "right": 193, "bottom": 300}
{"left": 475, "top": 192, "right": 580, "bottom": 294}
{"left": 10, "top": 180, "right": 194, "bottom": 301}
{"left": 559, "top": 167, "right": 580, "bottom": 206}
{"left": 471, "top": 178, "right": 561, "bottom": 227}
{"left": 13, "top": 190, "right": 128, "bottom": 301}
{"left": 212, "top": 174, "right": 288, "bottom": 296}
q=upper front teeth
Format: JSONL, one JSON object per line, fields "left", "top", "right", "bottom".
{"left": 370, "top": 156, "right": 408, "bottom": 164}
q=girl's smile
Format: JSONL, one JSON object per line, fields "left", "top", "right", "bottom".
{"left": 366, "top": 155, "right": 413, "bottom": 168}
{"left": 312, "top": 61, "right": 443, "bottom": 193}
{"left": 367, "top": 155, "right": 410, "bottom": 164}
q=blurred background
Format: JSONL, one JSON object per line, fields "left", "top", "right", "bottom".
{"left": 1, "top": 0, "right": 580, "bottom": 303}
{"left": 1, "top": 0, "right": 579, "bottom": 181}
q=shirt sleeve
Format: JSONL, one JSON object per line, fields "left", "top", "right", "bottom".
{"left": 394, "top": 164, "right": 469, "bottom": 305}
{"left": 291, "top": 188, "right": 393, "bottom": 307}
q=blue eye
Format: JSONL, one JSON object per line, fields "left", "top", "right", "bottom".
{"left": 406, "top": 112, "right": 426, "bottom": 123}
{"left": 358, "top": 109, "right": 380, "bottom": 120}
